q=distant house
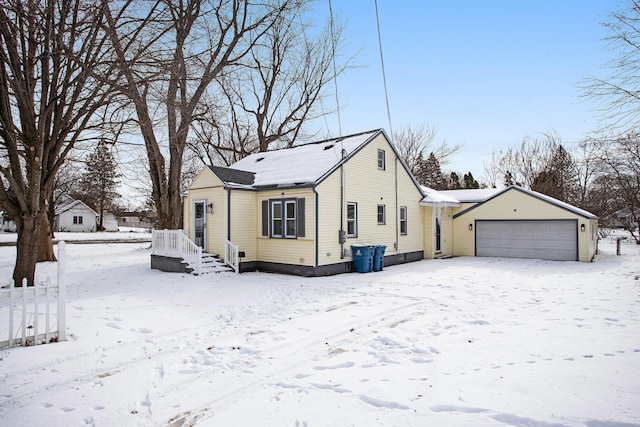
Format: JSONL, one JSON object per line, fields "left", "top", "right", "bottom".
{"left": 174, "top": 129, "right": 598, "bottom": 276}
{"left": 0, "top": 212, "right": 16, "bottom": 232}
{"left": 603, "top": 208, "right": 639, "bottom": 231}
{"left": 116, "top": 211, "right": 155, "bottom": 230}
{"left": 54, "top": 199, "right": 98, "bottom": 232}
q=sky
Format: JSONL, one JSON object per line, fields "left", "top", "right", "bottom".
{"left": 307, "top": 0, "right": 618, "bottom": 182}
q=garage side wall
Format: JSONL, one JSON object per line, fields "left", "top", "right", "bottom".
{"left": 452, "top": 189, "right": 594, "bottom": 262}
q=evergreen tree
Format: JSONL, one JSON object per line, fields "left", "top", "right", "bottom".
{"left": 531, "top": 145, "right": 579, "bottom": 203}
{"left": 449, "top": 172, "right": 463, "bottom": 189}
{"left": 504, "top": 171, "right": 516, "bottom": 187}
{"left": 77, "top": 143, "right": 121, "bottom": 230}
{"left": 463, "top": 172, "right": 480, "bottom": 189}
{"left": 419, "top": 152, "right": 447, "bottom": 189}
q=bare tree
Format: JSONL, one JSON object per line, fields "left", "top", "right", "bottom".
{"left": 0, "top": 0, "right": 114, "bottom": 285}
{"left": 486, "top": 134, "right": 556, "bottom": 190}
{"left": 583, "top": 0, "right": 640, "bottom": 132}
{"left": 594, "top": 133, "right": 640, "bottom": 243}
{"left": 102, "top": 0, "right": 302, "bottom": 230}
{"left": 189, "top": 7, "right": 350, "bottom": 165}
{"left": 393, "top": 123, "right": 462, "bottom": 178}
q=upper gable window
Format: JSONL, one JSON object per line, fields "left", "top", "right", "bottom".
{"left": 377, "top": 149, "right": 385, "bottom": 170}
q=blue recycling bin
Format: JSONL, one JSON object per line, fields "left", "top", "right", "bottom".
{"left": 373, "top": 244, "right": 387, "bottom": 271}
{"left": 352, "top": 245, "right": 375, "bottom": 273}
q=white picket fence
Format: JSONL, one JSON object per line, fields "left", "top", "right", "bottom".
{"left": 0, "top": 241, "right": 67, "bottom": 349}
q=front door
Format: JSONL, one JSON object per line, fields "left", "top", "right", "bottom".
{"left": 194, "top": 200, "right": 207, "bottom": 250}
{"left": 435, "top": 207, "right": 442, "bottom": 253}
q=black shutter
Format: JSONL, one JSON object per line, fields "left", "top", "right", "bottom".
{"left": 297, "top": 198, "right": 305, "bottom": 237}
{"left": 262, "top": 200, "right": 269, "bottom": 236}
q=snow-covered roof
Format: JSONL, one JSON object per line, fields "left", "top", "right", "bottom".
{"left": 228, "top": 129, "right": 382, "bottom": 188}
{"left": 419, "top": 186, "right": 461, "bottom": 207}
{"left": 437, "top": 188, "right": 503, "bottom": 203}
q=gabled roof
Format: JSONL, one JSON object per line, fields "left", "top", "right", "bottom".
{"left": 55, "top": 199, "right": 98, "bottom": 216}
{"left": 451, "top": 186, "right": 597, "bottom": 219}
{"left": 225, "top": 129, "right": 383, "bottom": 189}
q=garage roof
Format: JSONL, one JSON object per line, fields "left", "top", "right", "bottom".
{"left": 451, "top": 186, "right": 598, "bottom": 219}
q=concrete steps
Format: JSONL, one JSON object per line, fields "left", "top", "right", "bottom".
{"left": 186, "top": 254, "right": 234, "bottom": 275}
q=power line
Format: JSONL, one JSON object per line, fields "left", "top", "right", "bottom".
{"left": 374, "top": 0, "right": 394, "bottom": 142}
{"left": 328, "top": 0, "right": 342, "bottom": 137}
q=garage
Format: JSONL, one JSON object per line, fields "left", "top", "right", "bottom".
{"left": 475, "top": 220, "right": 578, "bottom": 261}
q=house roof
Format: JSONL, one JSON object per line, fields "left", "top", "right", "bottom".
{"left": 419, "top": 186, "right": 461, "bottom": 207}
{"left": 437, "top": 188, "right": 503, "bottom": 202}
{"left": 55, "top": 199, "right": 98, "bottom": 216}
{"left": 208, "top": 165, "right": 255, "bottom": 186}
{"left": 226, "top": 129, "right": 383, "bottom": 189}
{"left": 451, "top": 186, "right": 598, "bottom": 219}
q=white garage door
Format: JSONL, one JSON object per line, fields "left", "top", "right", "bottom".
{"left": 476, "top": 220, "right": 577, "bottom": 261}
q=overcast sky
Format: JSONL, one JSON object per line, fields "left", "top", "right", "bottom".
{"left": 307, "top": 0, "right": 618, "bottom": 183}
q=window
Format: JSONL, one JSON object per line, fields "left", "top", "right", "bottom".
{"left": 73, "top": 216, "right": 83, "bottom": 225}
{"left": 285, "top": 200, "right": 296, "bottom": 238}
{"left": 347, "top": 203, "right": 358, "bottom": 237}
{"left": 262, "top": 198, "right": 305, "bottom": 239}
{"left": 377, "top": 149, "right": 385, "bottom": 170}
{"left": 271, "top": 201, "right": 283, "bottom": 237}
{"left": 377, "top": 204, "right": 386, "bottom": 225}
{"left": 400, "top": 206, "right": 407, "bottom": 235}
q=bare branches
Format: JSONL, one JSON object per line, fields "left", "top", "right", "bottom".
{"left": 189, "top": 4, "right": 351, "bottom": 165}
{"left": 102, "top": 0, "right": 305, "bottom": 229}
{"left": 392, "top": 123, "right": 462, "bottom": 178}
{"left": 582, "top": 0, "right": 640, "bottom": 132}
{"left": 0, "top": 0, "right": 115, "bottom": 283}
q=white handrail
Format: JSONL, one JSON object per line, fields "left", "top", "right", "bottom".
{"left": 224, "top": 239, "right": 239, "bottom": 273}
{"left": 152, "top": 229, "right": 202, "bottom": 275}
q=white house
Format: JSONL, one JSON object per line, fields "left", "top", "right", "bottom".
{"left": 54, "top": 199, "right": 98, "bottom": 232}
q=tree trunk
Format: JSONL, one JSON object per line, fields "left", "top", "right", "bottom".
{"left": 13, "top": 215, "right": 42, "bottom": 287}
{"left": 38, "top": 214, "right": 57, "bottom": 262}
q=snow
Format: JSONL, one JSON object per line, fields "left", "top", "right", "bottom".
{"left": 0, "top": 235, "right": 639, "bottom": 426}
{"left": 420, "top": 186, "right": 462, "bottom": 207}
{"left": 230, "top": 130, "right": 379, "bottom": 187}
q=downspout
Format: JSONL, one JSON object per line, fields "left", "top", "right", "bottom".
{"left": 313, "top": 187, "right": 319, "bottom": 269}
{"left": 340, "top": 149, "right": 346, "bottom": 259}
{"left": 227, "top": 190, "right": 231, "bottom": 241}
{"left": 394, "top": 157, "right": 399, "bottom": 252}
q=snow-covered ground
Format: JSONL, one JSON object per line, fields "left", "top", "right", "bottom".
{"left": 0, "top": 235, "right": 638, "bottom": 426}
{"left": 0, "top": 228, "right": 152, "bottom": 244}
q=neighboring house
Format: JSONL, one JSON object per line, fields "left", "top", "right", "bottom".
{"left": 116, "top": 211, "right": 155, "bottom": 230}
{"left": 0, "top": 212, "right": 17, "bottom": 232}
{"left": 603, "top": 208, "right": 639, "bottom": 231}
{"left": 180, "top": 129, "right": 598, "bottom": 276}
{"left": 54, "top": 199, "right": 98, "bottom": 232}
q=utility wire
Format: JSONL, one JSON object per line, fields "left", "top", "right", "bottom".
{"left": 374, "top": 0, "right": 394, "bottom": 142}
{"left": 328, "top": 0, "right": 342, "bottom": 137}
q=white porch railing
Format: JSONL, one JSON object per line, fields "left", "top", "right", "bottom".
{"left": 152, "top": 229, "right": 202, "bottom": 275}
{"left": 0, "top": 241, "right": 67, "bottom": 349}
{"left": 224, "top": 239, "right": 239, "bottom": 273}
